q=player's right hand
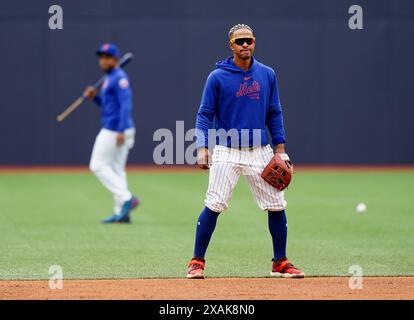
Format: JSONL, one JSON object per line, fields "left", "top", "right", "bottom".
{"left": 83, "top": 86, "right": 97, "bottom": 99}
{"left": 197, "top": 147, "right": 210, "bottom": 170}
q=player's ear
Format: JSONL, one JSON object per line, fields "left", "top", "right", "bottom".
{"left": 229, "top": 41, "right": 234, "bottom": 51}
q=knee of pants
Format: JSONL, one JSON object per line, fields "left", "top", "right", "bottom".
{"left": 205, "top": 202, "right": 227, "bottom": 213}
{"left": 205, "top": 195, "right": 228, "bottom": 213}
{"left": 259, "top": 200, "right": 287, "bottom": 211}
{"left": 89, "top": 161, "right": 106, "bottom": 175}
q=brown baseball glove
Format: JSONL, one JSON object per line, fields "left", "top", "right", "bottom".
{"left": 261, "top": 153, "right": 293, "bottom": 191}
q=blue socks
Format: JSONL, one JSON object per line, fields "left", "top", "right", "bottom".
{"left": 268, "top": 210, "right": 288, "bottom": 260}
{"left": 193, "top": 207, "right": 287, "bottom": 261}
{"left": 193, "top": 207, "right": 220, "bottom": 258}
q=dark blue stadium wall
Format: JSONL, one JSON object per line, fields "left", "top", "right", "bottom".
{"left": 0, "top": 0, "right": 413, "bottom": 165}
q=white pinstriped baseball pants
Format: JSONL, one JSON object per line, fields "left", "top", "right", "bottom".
{"left": 205, "top": 144, "right": 287, "bottom": 213}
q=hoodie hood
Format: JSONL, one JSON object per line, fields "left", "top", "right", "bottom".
{"left": 216, "top": 56, "right": 257, "bottom": 73}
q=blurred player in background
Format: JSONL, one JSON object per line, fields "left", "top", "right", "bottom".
{"left": 83, "top": 43, "right": 139, "bottom": 223}
{"left": 187, "top": 24, "right": 304, "bottom": 278}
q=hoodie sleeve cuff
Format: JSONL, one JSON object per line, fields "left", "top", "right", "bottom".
{"left": 272, "top": 136, "right": 286, "bottom": 146}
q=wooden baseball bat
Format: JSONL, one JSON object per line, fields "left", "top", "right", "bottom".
{"left": 56, "top": 52, "right": 134, "bottom": 122}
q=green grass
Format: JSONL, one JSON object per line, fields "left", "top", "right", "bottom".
{"left": 0, "top": 170, "right": 413, "bottom": 279}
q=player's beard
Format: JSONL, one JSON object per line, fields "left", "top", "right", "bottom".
{"left": 236, "top": 49, "right": 253, "bottom": 60}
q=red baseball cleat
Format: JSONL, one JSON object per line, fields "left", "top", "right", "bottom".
{"left": 187, "top": 258, "right": 205, "bottom": 279}
{"left": 270, "top": 257, "right": 305, "bottom": 278}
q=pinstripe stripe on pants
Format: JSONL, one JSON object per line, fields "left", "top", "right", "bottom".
{"left": 205, "top": 144, "right": 286, "bottom": 213}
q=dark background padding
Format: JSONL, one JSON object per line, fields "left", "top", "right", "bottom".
{"left": 0, "top": 0, "right": 413, "bottom": 165}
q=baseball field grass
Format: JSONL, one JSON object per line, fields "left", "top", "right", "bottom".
{"left": 0, "top": 168, "right": 413, "bottom": 280}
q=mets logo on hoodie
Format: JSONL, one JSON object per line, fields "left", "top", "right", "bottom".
{"left": 236, "top": 80, "right": 261, "bottom": 100}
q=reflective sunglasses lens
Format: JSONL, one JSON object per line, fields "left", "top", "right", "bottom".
{"left": 234, "top": 38, "right": 254, "bottom": 45}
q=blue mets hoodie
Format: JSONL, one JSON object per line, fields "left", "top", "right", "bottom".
{"left": 195, "top": 56, "right": 285, "bottom": 148}
{"left": 94, "top": 67, "right": 134, "bottom": 132}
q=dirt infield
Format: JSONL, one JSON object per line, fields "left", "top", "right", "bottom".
{"left": 1, "top": 277, "right": 413, "bottom": 300}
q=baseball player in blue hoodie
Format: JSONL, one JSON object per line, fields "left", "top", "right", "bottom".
{"left": 83, "top": 43, "right": 139, "bottom": 223}
{"left": 187, "top": 25, "right": 304, "bottom": 278}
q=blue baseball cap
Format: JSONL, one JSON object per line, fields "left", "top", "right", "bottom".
{"left": 96, "top": 43, "right": 120, "bottom": 58}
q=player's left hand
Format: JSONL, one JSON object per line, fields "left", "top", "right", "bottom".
{"left": 274, "top": 144, "right": 294, "bottom": 175}
{"left": 285, "top": 158, "right": 294, "bottom": 175}
{"left": 262, "top": 153, "right": 294, "bottom": 191}
{"left": 116, "top": 133, "right": 125, "bottom": 146}
{"left": 278, "top": 153, "right": 294, "bottom": 175}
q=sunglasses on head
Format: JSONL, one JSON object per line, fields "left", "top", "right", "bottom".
{"left": 230, "top": 37, "right": 255, "bottom": 46}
